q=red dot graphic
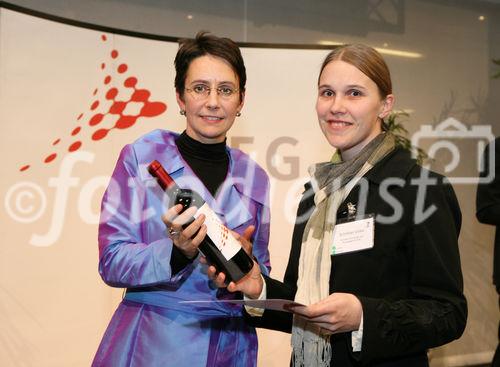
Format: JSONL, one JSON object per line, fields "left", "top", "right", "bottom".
{"left": 109, "top": 101, "right": 126, "bottom": 115}
{"left": 68, "top": 141, "right": 82, "bottom": 152}
{"left": 124, "top": 77, "right": 137, "bottom": 88}
{"left": 117, "top": 64, "right": 128, "bottom": 74}
{"left": 131, "top": 89, "right": 150, "bottom": 102}
{"left": 115, "top": 115, "right": 137, "bottom": 129}
{"left": 141, "top": 102, "right": 167, "bottom": 117}
{"left": 106, "top": 88, "right": 118, "bottom": 100}
{"left": 44, "top": 153, "right": 57, "bottom": 163}
{"left": 89, "top": 113, "right": 104, "bottom": 126}
{"left": 16, "top": 44, "right": 171, "bottom": 174}
{"left": 92, "top": 129, "right": 109, "bottom": 141}
{"left": 101, "top": 35, "right": 107, "bottom": 41}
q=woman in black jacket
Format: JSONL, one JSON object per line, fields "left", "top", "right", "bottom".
{"left": 476, "top": 137, "right": 500, "bottom": 366}
{"left": 208, "top": 44, "right": 467, "bottom": 366}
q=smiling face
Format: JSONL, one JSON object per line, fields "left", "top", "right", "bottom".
{"left": 316, "top": 60, "right": 394, "bottom": 160}
{"left": 176, "top": 55, "right": 244, "bottom": 144}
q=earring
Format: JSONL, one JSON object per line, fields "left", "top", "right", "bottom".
{"left": 236, "top": 112, "right": 241, "bottom": 117}
{"left": 180, "top": 110, "right": 186, "bottom": 116}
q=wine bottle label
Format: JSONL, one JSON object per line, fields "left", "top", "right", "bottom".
{"left": 193, "top": 203, "right": 241, "bottom": 260}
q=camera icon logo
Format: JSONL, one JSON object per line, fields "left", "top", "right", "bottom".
{"left": 411, "top": 117, "right": 495, "bottom": 184}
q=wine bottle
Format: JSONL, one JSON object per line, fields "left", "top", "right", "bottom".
{"left": 148, "top": 160, "right": 254, "bottom": 283}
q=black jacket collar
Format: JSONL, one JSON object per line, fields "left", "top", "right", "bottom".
{"left": 363, "top": 147, "right": 417, "bottom": 185}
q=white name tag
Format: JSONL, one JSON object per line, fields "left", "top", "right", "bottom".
{"left": 331, "top": 216, "right": 374, "bottom": 255}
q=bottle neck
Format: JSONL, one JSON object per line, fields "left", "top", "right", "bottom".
{"left": 148, "top": 160, "right": 206, "bottom": 210}
{"left": 148, "top": 160, "right": 179, "bottom": 192}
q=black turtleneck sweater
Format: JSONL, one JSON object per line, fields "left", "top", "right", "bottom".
{"left": 170, "top": 131, "right": 230, "bottom": 274}
{"left": 175, "top": 131, "right": 229, "bottom": 197}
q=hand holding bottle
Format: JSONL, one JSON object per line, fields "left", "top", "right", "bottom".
{"left": 149, "top": 160, "right": 255, "bottom": 282}
{"left": 162, "top": 204, "right": 207, "bottom": 259}
{"left": 205, "top": 226, "right": 264, "bottom": 299}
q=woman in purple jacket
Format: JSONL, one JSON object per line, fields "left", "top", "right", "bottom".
{"left": 92, "top": 32, "right": 271, "bottom": 367}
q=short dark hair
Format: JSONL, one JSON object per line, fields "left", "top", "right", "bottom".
{"left": 174, "top": 31, "right": 246, "bottom": 100}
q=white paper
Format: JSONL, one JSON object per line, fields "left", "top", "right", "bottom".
{"left": 180, "top": 299, "right": 305, "bottom": 313}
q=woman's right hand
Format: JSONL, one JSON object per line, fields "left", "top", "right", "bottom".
{"left": 206, "top": 226, "right": 264, "bottom": 299}
{"left": 162, "top": 204, "right": 207, "bottom": 259}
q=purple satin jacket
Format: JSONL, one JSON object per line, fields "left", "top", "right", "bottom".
{"left": 92, "top": 130, "right": 271, "bottom": 367}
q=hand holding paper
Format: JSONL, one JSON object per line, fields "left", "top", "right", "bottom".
{"left": 289, "top": 292, "right": 362, "bottom": 333}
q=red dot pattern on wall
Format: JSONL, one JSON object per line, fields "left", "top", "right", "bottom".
{"left": 117, "top": 64, "right": 128, "bottom": 73}
{"left": 71, "top": 127, "right": 81, "bottom": 136}
{"left": 44, "top": 153, "right": 57, "bottom": 163}
{"left": 68, "top": 141, "right": 82, "bottom": 152}
{"left": 20, "top": 34, "right": 167, "bottom": 172}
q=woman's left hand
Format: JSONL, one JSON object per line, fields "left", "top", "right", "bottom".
{"left": 291, "top": 293, "right": 363, "bottom": 334}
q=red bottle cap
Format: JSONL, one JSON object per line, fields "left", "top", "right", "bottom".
{"left": 148, "top": 160, "right": 175, "bottom": 190}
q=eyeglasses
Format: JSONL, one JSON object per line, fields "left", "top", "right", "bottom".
{"left": 185, "top": 84, "right": 239, "bottom": 100}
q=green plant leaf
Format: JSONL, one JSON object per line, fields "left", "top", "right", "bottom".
{"left": 386, "top": 111, "right": 430, "bottom": 164}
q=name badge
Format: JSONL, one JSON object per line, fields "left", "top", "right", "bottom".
{"left": 331, "top": 215, "right": 374, "bottom": 255}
